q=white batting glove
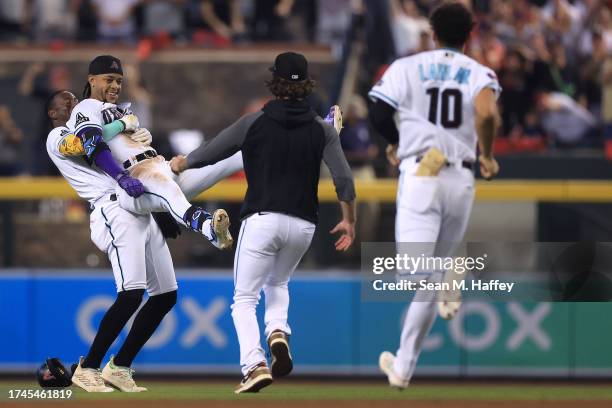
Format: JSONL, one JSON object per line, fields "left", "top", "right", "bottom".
{"left": 119, "top": 114, "right": 140, "bottom": 132}
{"left": 130, "top": 128, "right": 153, "bottom": 145}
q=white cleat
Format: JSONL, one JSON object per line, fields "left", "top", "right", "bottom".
{"left": 438, "top": 269, "right": 463, "bottom": 320}
{"left": 209, "top": 209, "right": 233, "bottom": 250}
{"left": 379, "top": 351, "right": 409, "bottom": 390}
{"left": 71, "top": 357, "right": 114, "bottom": 393}
{"left": 438, "top": 299, "right": 461, "bottom": 320}
{"left": 101, "top": 356, "right": 147, "bottom": 392}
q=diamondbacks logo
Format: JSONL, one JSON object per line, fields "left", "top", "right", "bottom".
{"left": 75, "top": 112, "right": 89, "bottom": 127}
{"left": 110, "top": 61, "right": 119, "bottom": 70}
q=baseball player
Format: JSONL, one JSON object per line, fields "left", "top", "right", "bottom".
{"left": 368, "top": 2, "right": 501, "bottom": 389}
{"left": 45, "top": 55, "right": 239, "bottom": 393}
{"left": 170, "top": 52, "right": 356, "bottom": 394}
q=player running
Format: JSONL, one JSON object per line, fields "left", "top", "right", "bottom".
{"left": 368, "top": 2, "right": 501, "bottom": 389}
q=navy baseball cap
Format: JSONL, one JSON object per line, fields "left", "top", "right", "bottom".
{"left": 270, "top": 52, "right": 309, "bottom": 82}
{"left": 88, "top": 55, "right": 123, "bottom": 76}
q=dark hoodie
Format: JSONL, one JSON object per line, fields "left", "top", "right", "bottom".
{"left": 187, "top": 99, "right": 355, "bottom": 223}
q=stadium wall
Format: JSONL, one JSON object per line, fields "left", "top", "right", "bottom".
{"left": 1, "top": 270, "right": 611, "bottom": 378}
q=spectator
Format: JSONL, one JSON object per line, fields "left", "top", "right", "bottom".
{"left": 18, "top": 62, "right": 71, "bottom": 175}
{"left": 0, "top": 0, "right": 29, "bottom": 41}
{"left": 251, "top": 0, "right": 294, "bottom": 41}
{"left": 75, "top": 0, "right": 97, "bottom": 41}
{"left": 339, "top": 95, "right": 379, "bottom": 243}
{"left": 498, "top": 48, "right": 531, "bottom": 134}
{"left": 186, "top": 0, "right": 246, "bottom": 45}
{"left": 316, "top": 0, "right": 353, "bottom": 56}
{"left": 122, "top": 63, "right": 153, "bottom": 130}
{"left": 0, "top": 105, "right": 24, "bottom": 176}
{"left": 142, "top": 0, "right": 186, "bottom": 39}
{"left": 537, "top": 91, "right": 599, "bottom": 148}
{"left": 603, "top": 57, "right": 612, "bottom": 154}
{"left": 91, "top": 0, "right": 140, "bottom": 43}
{"left": 28, "top": 0, "right": 77, "bottom": 42}
{"left": 579, "top": 30, "right": 607, "bottom": 117}
{"left": 389, "top": 0, "right": 430, "bottom": 57}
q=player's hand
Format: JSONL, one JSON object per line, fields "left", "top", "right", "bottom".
{"left": 330, "top": 219, "right": 355, "bottom": 252}
{"left": 116, "top": 171, "right": 145, "bottom": 198}
{"left": 479, "top": 155, "right": 499, "bottom": 180}
{"left": 130, "top": 128, "right": 152, "bottom": 145}
{"left": 119, "top": 114, "right": 140, "bottom": 132}
{"left": 170, "top": 155, "right": 187, "bottom": 175}
{"left": 386, "top": 144, "right": 400, "bottom": 167}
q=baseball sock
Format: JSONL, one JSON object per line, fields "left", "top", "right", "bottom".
{"left": 81, "top": 289, "right": 144, "bottom": 369}
{"left": 114, "top": 290, "right": 177, "bottom": 367}
{"left": 183, "top": 205, "right": 214, "bottom": 239}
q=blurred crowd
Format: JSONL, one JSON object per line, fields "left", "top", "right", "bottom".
{"left": 2, "top": 0, "right": 612, "bottom": 181}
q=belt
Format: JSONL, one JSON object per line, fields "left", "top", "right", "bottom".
{"left": 415, "top": 156, "right": 473, "bottom": 170}
{"left": 123, "top": 150, "right": 157, "bottom": 170}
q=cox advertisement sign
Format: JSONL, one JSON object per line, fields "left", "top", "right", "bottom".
{"left": 1, "top": 270, "right": 611, "bottom": 377}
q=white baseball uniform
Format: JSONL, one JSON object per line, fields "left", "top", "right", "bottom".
{"left": 369, "top": 49, "right": 501, "bottom": 382}
{"left": 66, "top": 99, "right": 243, "bottom": 232}
{"left": 46, "top": 126, "right": 176, "bottom": 295}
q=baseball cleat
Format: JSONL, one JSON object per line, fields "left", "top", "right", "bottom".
{"left": 438, "top": 269, "right": 463, "bottom": 320}
{"left": 268, "top": 331, "right": 293, "bottom": 378}
{"left": 379, "top": 351, "right": 409, "bottom": 390}
{"left": 234, "top": 362, "right": 273, "bottom": 394}
{"left": 324, "top": 105, "right": 343, "bottom": 135}
{"left": 71, "top": 357, "right": 114, "bottom": 393}
{"left": 101, "top": 356, "right": 147, "bottom": 392}
{"left": 438, "top": 299, "right": 461, "bottom": 320}
{"left": 210, "top": 209, "right": 233, "bottom": 250}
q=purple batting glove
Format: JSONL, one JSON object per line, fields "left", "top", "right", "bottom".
{"left": 116, "top": 171, "right": 145, "bottom": 198}
{"left": 323, "top": 106, "right": 335, "bottom": 126}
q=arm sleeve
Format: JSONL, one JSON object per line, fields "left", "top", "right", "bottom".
{"left": 318, "top": 118, "right": 356, "bottom": 202}
{"left": 471, "top": 67, "right": 502, "bottom": 101}
{"left": 368, "top": 98, "right": 399, "bottom": 144}
{"left": 68, "top": 100, "right": 106, "bottom": 161}
{"left": 367, "top": 60, "right": 407, "bottom": 110}
{"left": 186, "top": 111, "right": 263, "bottom": 169}
{"left": 102, "top": 120, "right": 126, "bottom": 142}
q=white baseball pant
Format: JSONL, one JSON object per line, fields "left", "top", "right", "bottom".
{"left": 231, "top": 212, "right": 315, "bottom": 376}
{"left": 116, "top": 152, "right": 243, "bottom": 235}
{"left": 90, "top": 196, "right": 177, "bottom": 295}
{"left": 393, "top": 158, "right": 474, "bottom": 382}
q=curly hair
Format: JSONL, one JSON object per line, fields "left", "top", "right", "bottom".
{"left": 265, "top": 75, "right": 315, "bottom": 99}
{"left": 429, "top": 2, "right": 475, "bottom": 49}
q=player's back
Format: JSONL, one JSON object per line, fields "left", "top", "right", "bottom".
{"left": 370, "top": 49, "right": 500, "bottom": 162}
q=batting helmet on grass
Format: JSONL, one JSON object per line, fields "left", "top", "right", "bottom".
{"left": 36, "top": 358, "right": 72, "bottom": 388}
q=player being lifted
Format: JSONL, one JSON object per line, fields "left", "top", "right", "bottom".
{"left": 368, "top": 2, "right": 501, "bottom": 389}
{"left": 65, "top": 55, "right": 237, "bottom": 248}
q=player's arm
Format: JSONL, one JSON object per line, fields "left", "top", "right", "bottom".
{"left": 474, "top": 87, "right": 500, "bottom": 180}
{"left": 70, "top": 103, "right": 144, "bottom": 197}
{"left": 173, "top": 111, "right": 262, "bottom": 173}
{"left": 320, "top": 119, "right": 357, "bottom": 251}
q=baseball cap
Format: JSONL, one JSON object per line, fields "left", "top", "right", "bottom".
{"left": 270, "top": 52, "right": 309, "bottom": 82}
{"left": 88, "top": 55, "right": 123, "bottom": 76}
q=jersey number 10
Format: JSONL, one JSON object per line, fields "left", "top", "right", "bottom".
{"left": 426, "top": 87, "right": 462, "bottom": 128}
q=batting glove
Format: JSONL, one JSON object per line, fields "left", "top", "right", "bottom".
{"left": 119, "top": 114, "right": 140, "bottom": 132}
{"left": 130, "top": 128, "right": 152, "bottom": 145}
{"left": 116, "top": 171, "right": 145, "bottom": 198}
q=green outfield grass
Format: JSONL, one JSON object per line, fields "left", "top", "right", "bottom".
{"left": 1, "top": 381, "right": 612, "bottom": 401}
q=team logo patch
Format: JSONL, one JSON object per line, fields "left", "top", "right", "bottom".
{"left": 74, "top": 112, "right": 89, "bottom": 127}
{"left": 60, "top": 129, "right": 69, "bottom": 137}
{"left": 111, "top": 61, "right": 119, "bottom": 70}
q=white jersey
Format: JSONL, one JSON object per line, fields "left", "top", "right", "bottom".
{"left": 46, "top": 126, "right": 115, "bottom": 204}
{"left": 66, "top": 98, "right": 151, "bottom": 165}
{"left": 369, "top": 49, "right": 501, "bottom": 162}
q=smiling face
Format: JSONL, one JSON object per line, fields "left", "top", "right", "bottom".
{"left": 48, "top": 91, "right": 79, "bottom": 126}
{"left": 88, "top": 73, "right": 123, "bottom": 103}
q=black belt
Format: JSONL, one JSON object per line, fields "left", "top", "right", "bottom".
{"left": 123, "top": 150, "right": 157, "bottom": 170}
{"left": 416, "top": 156, "right": 473, "bottom": 170}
